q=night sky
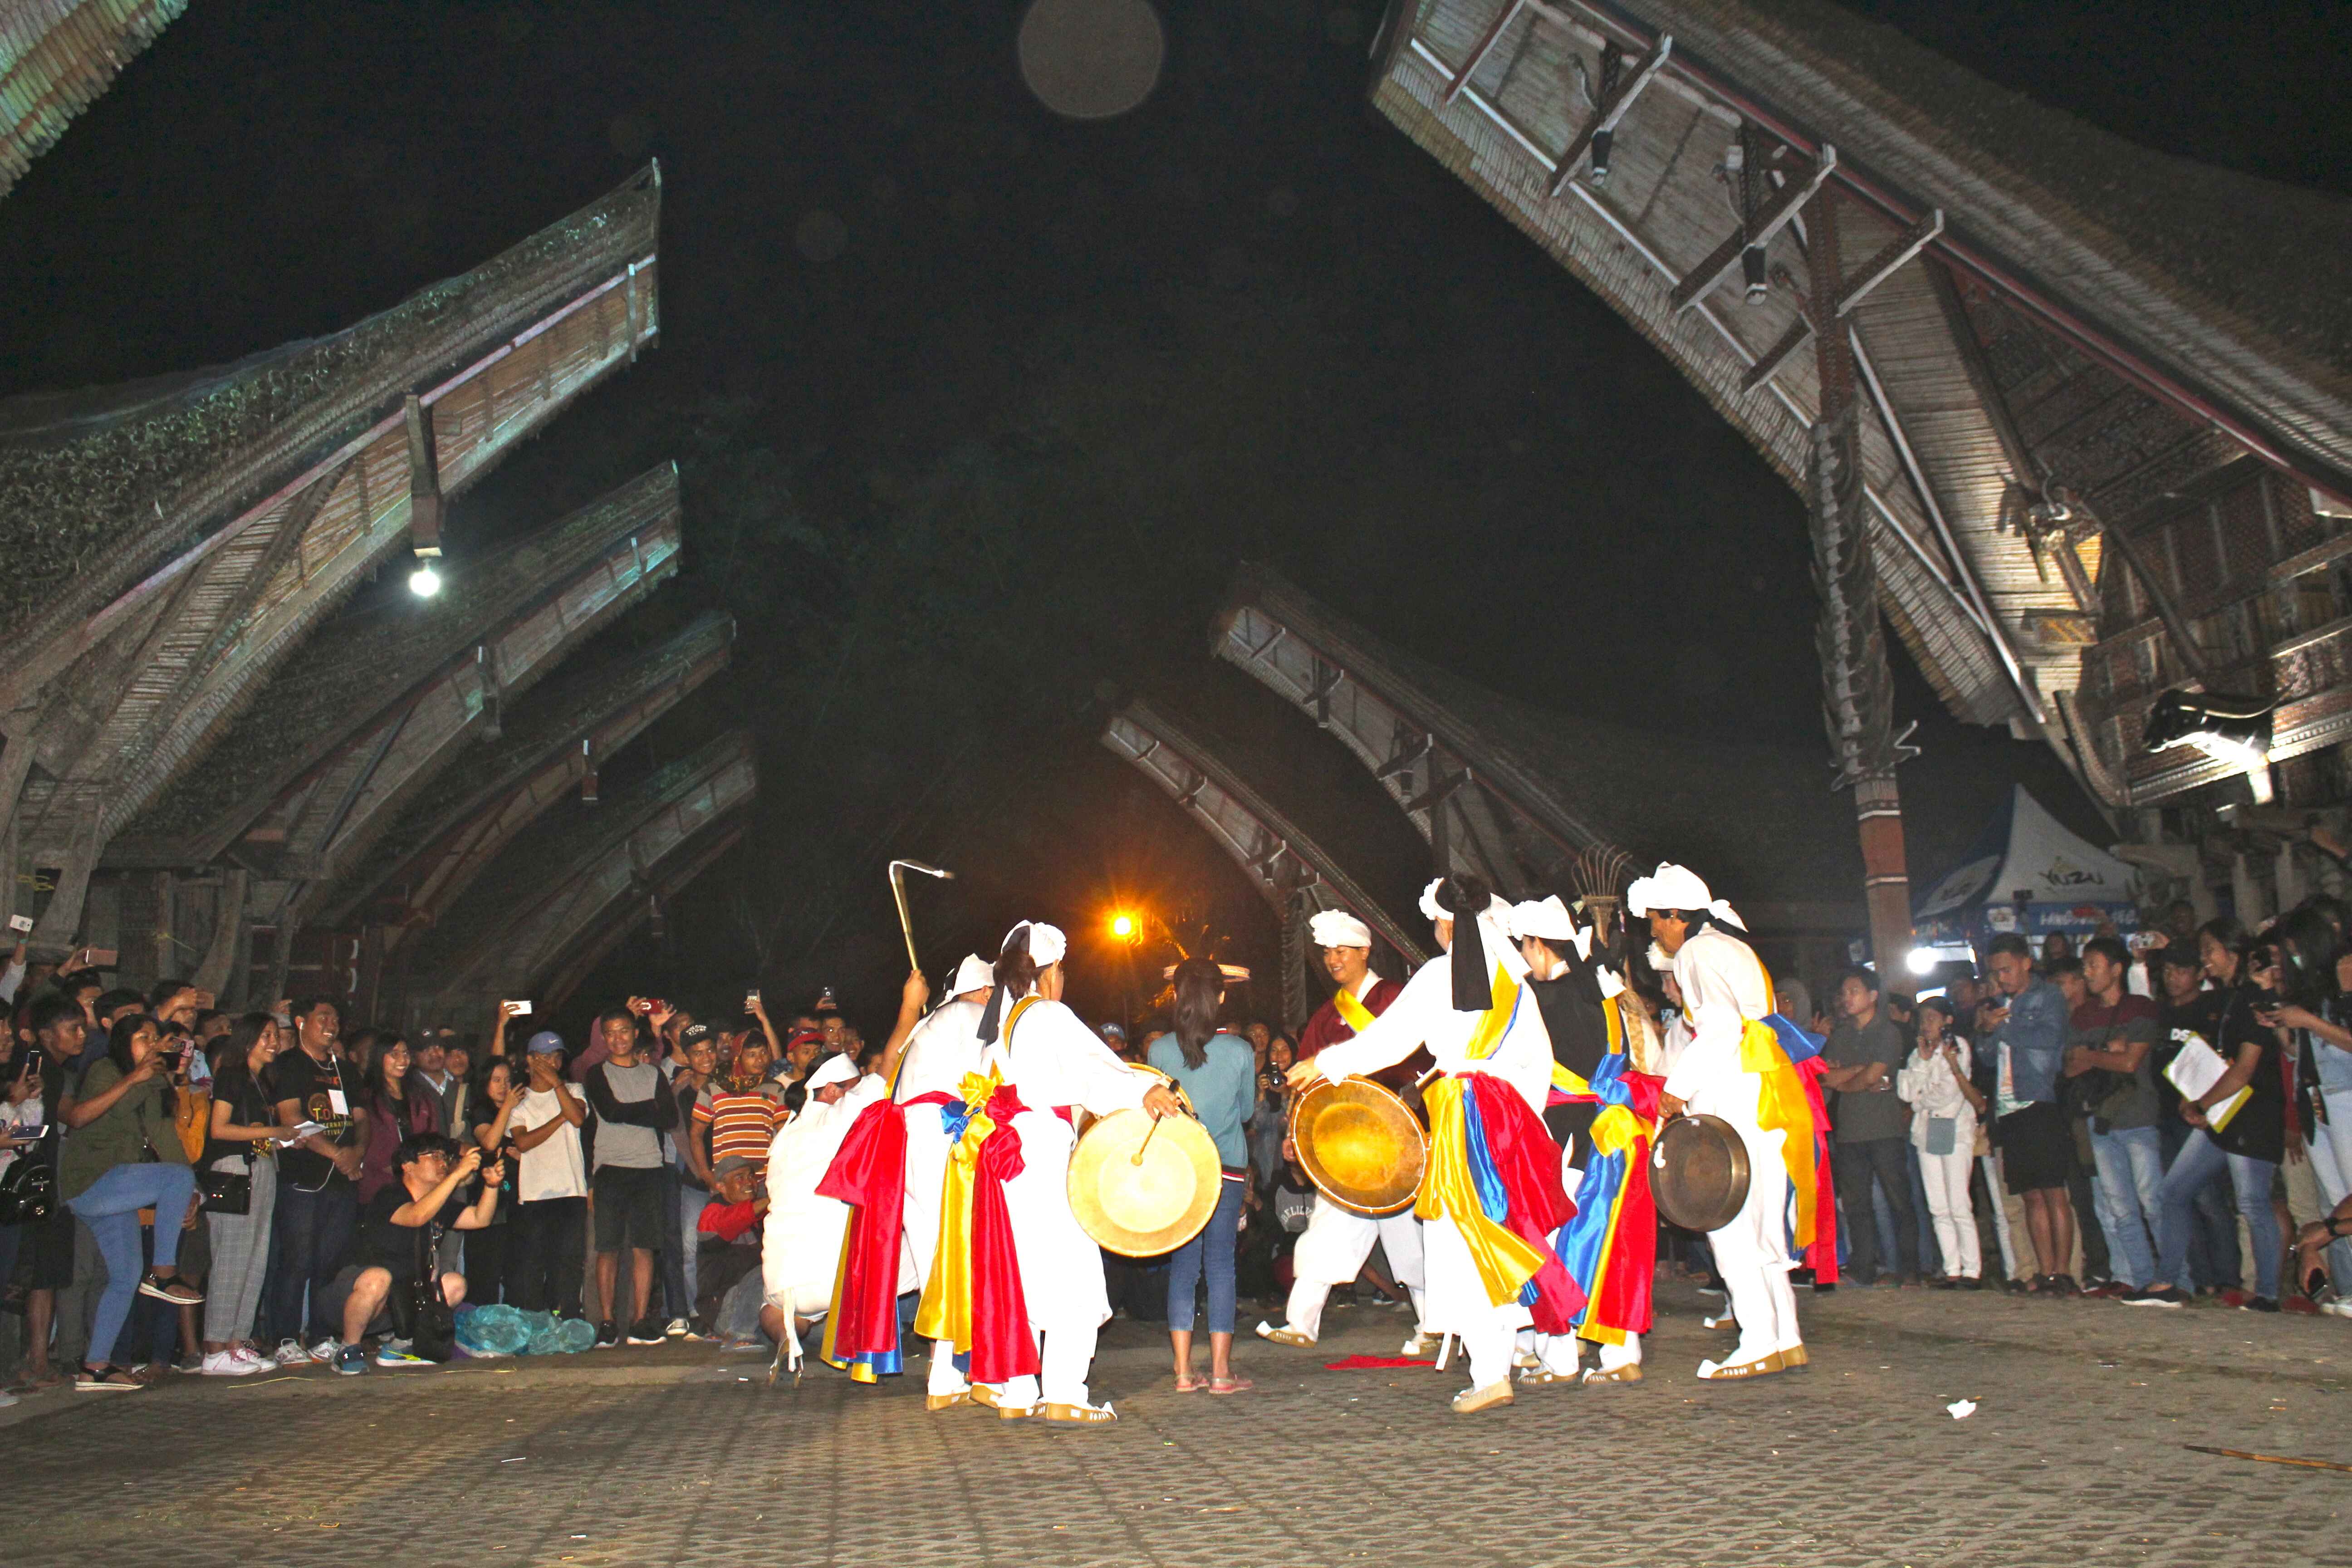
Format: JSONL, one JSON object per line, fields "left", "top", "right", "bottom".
{"left": 4, "top": 1, "right": 2345, "bottom": 1037}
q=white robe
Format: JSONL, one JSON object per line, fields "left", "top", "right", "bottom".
{"left": 892, "top": 997, "right": 987, "bottom": 1296}
{"left": 1312, "top": 918, "right": 1553, "bottom": 1339}
{"left": 762, "top": 1075, "right": 887, "bottom": 1315}
{"left": 987, "top": 996, "right": 1151, "bottom": 1334}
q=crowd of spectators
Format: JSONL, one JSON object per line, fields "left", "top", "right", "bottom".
{"left": 1809, "top": 898, "right": 2352, "bottom": 1315}
{"left": 0, "top": 966, "right": 882, "bottom": 1397}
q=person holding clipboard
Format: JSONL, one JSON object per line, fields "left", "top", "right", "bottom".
{"left": 2127, "top": 936, "right": 2290, "bottom": 1309}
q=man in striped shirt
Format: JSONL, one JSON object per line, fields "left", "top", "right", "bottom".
{"left": 695, "top": 1028, "right": 788, "bottom": 1175}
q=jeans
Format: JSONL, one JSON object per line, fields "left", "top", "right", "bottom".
{"left": 2158, "top": 1113, "right": 2240, "bottom": 1289}
{"left": 2156, "top": 1130, "right": 2280, "bottom": 1299}
{"left": 267, "top": 1180, "right": 357, "bottom": 1343}
{"left": 677, "top": 1182, "right": 710, "bottom": 1315}
{"left": 2303, "top": 1089, "right": 2352, "bottom": 1292}
{"left": 2087, "top": 1124, "right": 2164, "bottom": 1289}
{"left": 66, "top": 1161, "right": 196, "bottom": 1367}
{"left": 1166, "top": 1177, "right": 1245, "bottom": 1334}
{"left": 1833, "top": 1137, "right": 1919, "bottom": 1281}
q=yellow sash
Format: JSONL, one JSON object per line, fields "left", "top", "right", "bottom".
{"left": 911, "top": 1055, "right": 1016, "bottom": 1350}
{"left": 1333, "top": 983, "right": 1377, "bottom": 1033}
{"left": 1412, "top": 968, "right": 1548, "bottom": 1308}
{"left": 1740, "top": 1017, "right": 1821, "bottom": 1248}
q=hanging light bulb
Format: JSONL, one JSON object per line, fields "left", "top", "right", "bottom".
{"left": 408, "top": 561, "right": 442, "bottom": 598}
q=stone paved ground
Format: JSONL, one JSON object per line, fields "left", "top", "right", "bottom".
{"left": 7, "top": 1280, "right": 2350, "bottom": 1568}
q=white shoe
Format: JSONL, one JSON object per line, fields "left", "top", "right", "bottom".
{"left": 270, "top": 1339, "right": 310, "bottom": 1368}
{"left": 1401, "top": 1331, "right": 1441, "bottom": 1357}
{"left": 229, "top": 1346, "right": 268, "bottom": 1368}
{"left": 664, "top": 1318, "right": 690, "bottom": 1338}
{"left": 201, "top": 1351, "right": 258, "bottom": 1377}
{"left": 307, "top": 1337, "right": 341, "bottom": 1363}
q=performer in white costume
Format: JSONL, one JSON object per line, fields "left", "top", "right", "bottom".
{"left": 1291, "top": 877, "right": 1572, "bottom": 1414}
{"left": 760, "top": 1054, "right": 886, "bottom": 1368}
{"left": 888, "top": 953, "right": 994, "bottom": 1401}
{"left": 982, "top": 920, "right": 1183, "bottom": 1426}
{"left": 1632, "top": 863, "right": 1810, "bottom": 1379}
{"left": 1257, "top": 908, "right": 1431, "bottom": 1353}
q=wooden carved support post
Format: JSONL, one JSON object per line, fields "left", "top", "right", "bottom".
{"left": 1808, "top": 189, "right": 1917, "bottom": 975}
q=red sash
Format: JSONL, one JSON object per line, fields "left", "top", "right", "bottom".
{"left": 819, "top": 1091, "right": 954, "bottom": 1362}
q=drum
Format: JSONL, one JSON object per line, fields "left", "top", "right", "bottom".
{"left": 1067, "top": 1107, "right": 1222, "bottom": 1257}
{"left": 1650, "top": 1113, "right": 1751, "bottom": 1233}
{"left": 1290, "top": 1077, "right": 1426, "bottom": 1216}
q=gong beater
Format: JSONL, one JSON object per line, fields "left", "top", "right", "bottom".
{"left": 1068, "top": 1099, "right": 1222, "bottom": 1257}
{"left": 1289, "top": 1076, "right": 1426, "bottom": 1216}
{"left": 1650, "top": 1113, "right": 1751, "bottom": 1232}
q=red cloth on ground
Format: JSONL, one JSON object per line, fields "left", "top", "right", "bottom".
{"left": 1466, "top": 1073, "right": 1583, "bottom": 1332}
{"left": 1322, "top": 1355, "right": 1436, "bottom": 1370}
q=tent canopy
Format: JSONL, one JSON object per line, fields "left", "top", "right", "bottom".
{"left": 1913, "top": 786, "right": 2141, "bottom": 943}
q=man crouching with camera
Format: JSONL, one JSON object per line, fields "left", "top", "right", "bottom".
{"left": 319, "top": 1132, "right": 503, "bottom": 1374}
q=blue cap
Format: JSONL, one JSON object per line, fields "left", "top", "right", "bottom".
{"left": 525, "top": 1030, "right": 565, "bottom": 1055}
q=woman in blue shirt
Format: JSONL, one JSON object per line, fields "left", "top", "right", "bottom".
{"left": 1148, "top": 957, "right": 1258, "bottom": 1393}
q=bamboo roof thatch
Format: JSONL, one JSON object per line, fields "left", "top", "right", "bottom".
{"left": 1371, "top": 0, "right": 2352, "bottom": 808}
{"left": 107, "top": 463, "right": 685, "bottom": 868}
{"left": 0, "top": 1, "right": 191, "bottom": 202}
{"left": 407, "top": 729, "right": 756, "bottom": 1002}
{"left": 318, "top": 608, "right": 734, "bottom": 931}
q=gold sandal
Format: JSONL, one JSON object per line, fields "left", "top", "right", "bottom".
{"left": 925, "top": 1390, "right": 973, "bottom": 1411}
{"left": 1580, "top": 1363, "right": 1643, "bottom": 1385}
{"left": 1039, "top": 1401, "right": 1117, "bottom": 1426}
{"left": 1450, "top": 1380, "right": 1515, "bottom": 1413}
{"left": 1695, "top": 1351, "right": 1785, "bottom": 1380}
{"left": 1518, "top": 1368, "right": 1578, "bottom": 1386}
{"left": 1779, "top": 1343, "right": 1808, "bottom": 1368}
{"left": 1254, "top": 1322, "right": 1316, "bottom": 1348}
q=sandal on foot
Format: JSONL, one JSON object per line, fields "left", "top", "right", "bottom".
{"left": 1450, "top": 1380, "right": 1514, "bottom": 1414}
{"left": 1518, "top": 1367, "right": 1579, "bottom": 1386}
{"left": 1173, "top": 1372, "right": 1205, "bottom": 1392}
{"left": 1207, "top": 1376, "right": 1254, "bottom": 1395}
{"left": 137, "top": 1272, "right": 204, "bottom": 1306}
{"left": 924, "top": 1391, "right": 973, "bottom": 1411}
{"left": 1696, "top": 1351, "right": 1785, "bottom": 1380}
{"left": 1700, "top": 1312, "right": 1738, "bottom": 1332}
{"left": 75, "top": 1363, "right": 142, "bottom": 1392}
{"left": 1040, "top": 1401, "right": 1117, "bottom": 1426}
{"left": 1580, "top": 1363, "right": 1643, "bottom": 1385}
{"left": 1254, "top": 1321, "right": 1315, "bottom": 1348}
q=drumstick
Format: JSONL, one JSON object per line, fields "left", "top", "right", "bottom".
{"left": 1131, "top": 1113, "right": 1163, "bottom": 1166}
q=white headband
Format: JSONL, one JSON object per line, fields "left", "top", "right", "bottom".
{"left": 1507, "top": 896, "right": 1578, "bottom": 943}
{"left": 807, "top": 1054, "right": 860, "bottom": 1091}
{"left": 949, "top": 953, "right": 994, "bottom": 996}
{"left": 1308, "top": 910, "right": 1372, "bottom": 950}
{"left": 1005, "top": 921, "right": 1067, "bottom": 969}
{"left": 1624, "top": 862, "right": 1744, "bottom": 930}
{"left": 1418, "top": 877, "right": 1510, "bottom": 926}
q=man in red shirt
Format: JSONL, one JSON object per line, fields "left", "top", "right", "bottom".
{"left": 1255, "top": 910, "right": 1433, "bottom": 1352}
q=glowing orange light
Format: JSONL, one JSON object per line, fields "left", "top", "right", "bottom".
{"left": 1109, "top": 911, "right": 1138, "bottom": 941}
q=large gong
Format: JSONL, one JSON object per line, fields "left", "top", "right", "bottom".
{"left": 1067, "top": 1108, "right": 1221, "bottom": 1257}
{"left": 1651, "top": 1113, "right": 1752, "bottom": 1233}
{"left": 1290, "top": 1077, "right": 1426, "bottom": 1216}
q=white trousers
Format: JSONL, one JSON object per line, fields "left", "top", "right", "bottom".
{"left": 995, "top": 1322, "right": 1102, "bottom": 1410}
{"left": 928, "top": 1338, "right": 967, "bottom": 1396}
{"left": 1705, "top": 1117, "right": 1802, "bottom": 1365}
{"left": 1284, "top": 1193, "right": 1427, "bottom": 1339}
{"left": 1920, "top": 1143, "right": 1981, "bottom": 1279}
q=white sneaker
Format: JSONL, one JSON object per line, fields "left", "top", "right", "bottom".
{"left": 272, "top": 1338, "right": 311, "bottom": 1368}
{"left": 307, "top": 1337, "right": 340, "bottom": 1363}
{"left": 201, "top": 1350, "right": 258, "bottom": 1377}
{"left": 665, "top": 1318, "right": 690, "bottom": 1338}
{"left": 230, "top": 1346, "right": 268, "bottom": 1368}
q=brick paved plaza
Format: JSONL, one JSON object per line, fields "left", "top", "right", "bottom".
{"left": 9, "top": 1281, "right": 2347, "bottom": 1568}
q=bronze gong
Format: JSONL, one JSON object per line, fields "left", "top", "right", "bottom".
{"left": 1651, "top": 1113, "right": 1752, "bottom": 1233}
{"left": 1290, "top": 1076, "right": 1426, "bottom": 1216}
{"left": 1067, "top": 1106, "right": 1222, "bottom": 1257}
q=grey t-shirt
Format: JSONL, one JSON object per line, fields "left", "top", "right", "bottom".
{"left": 1826, "top": 1013, "right": 1911, "bottom": 1143}
{"left": 590, "top": 1059, "right": 664, "bottom": 1171}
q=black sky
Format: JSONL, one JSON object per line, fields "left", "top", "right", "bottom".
{"left": 3, "top": 1, "right": 2345, "bottom": 1036}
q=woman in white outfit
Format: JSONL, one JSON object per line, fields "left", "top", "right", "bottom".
{"left": 1895, "top": 997, "right": 1984, "bottom": 1287}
